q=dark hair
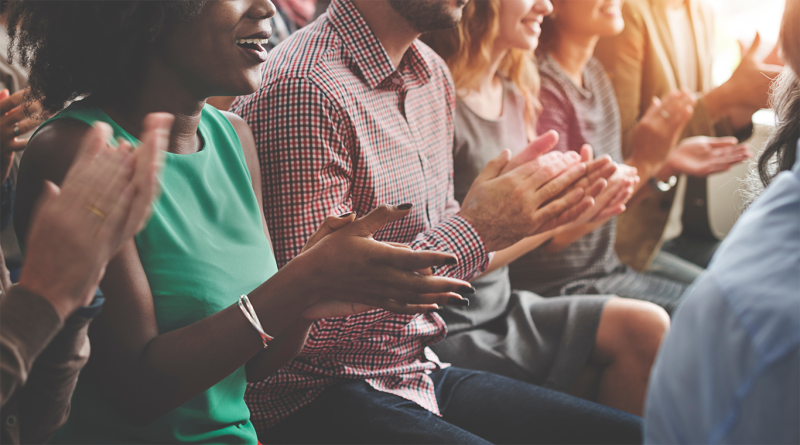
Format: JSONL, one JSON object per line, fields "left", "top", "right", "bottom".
{"left": 756, "top": 0, "right": 800, "bottom": 187}
{"left": 757, "top": 69, "right": 800, "bottom": 187}
{"left": 4, "top": 0, "right": 207, "bottom": 115}
{"left": 535, "top": 13, "right": 557, "bottom": 57}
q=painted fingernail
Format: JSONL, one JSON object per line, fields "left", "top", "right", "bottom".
{"left": 397, "top": 203, "right": 413, "bottom": 210}
{"left": 338, "top": 211, "right": 354, "bottom": 218}
{"left": 459, "top": 285, "right": 476, "bottom": 295}
{"left": 444, "top": 257, "right": 458, "bottom": 265}
{"left": 448, "top": 297, "right": 470, "bottom": 307}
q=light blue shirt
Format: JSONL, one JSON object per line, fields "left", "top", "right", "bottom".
{"left": 645, "top": 141, "right": 800, "bottom": 444}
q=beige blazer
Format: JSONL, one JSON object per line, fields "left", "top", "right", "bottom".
{"left": 594, "top": 0, "right": 737, "bottom": 270}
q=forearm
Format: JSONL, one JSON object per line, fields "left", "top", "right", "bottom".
{"left": 245, "top": 318, "right": 314, "bottom": 382}
{"left": 95, "top": 266, "right": 317, "bottom": 426}
{"left": 698, "top": 86, "right": 731, "bottom": 125}
{"left": 482, "top": 231, "right": 554, "bottom": 275}
{"left": 18, "top": 315, "right": 91, "bottom": 443}
{"left": 625, "top": 156, "right": 661, "bottom": 190}
{"left": 546, "top": 221, "right": 604, "bottom": 253}
{"left": 0, "top": 286, "right": 63, "bottom": 408}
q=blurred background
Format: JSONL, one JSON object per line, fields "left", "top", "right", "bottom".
{"left": 708, "top": 0, "right": 784, "bottom": 85}
{"left": 705, "top": 0, "right": 785, "bottom": 237}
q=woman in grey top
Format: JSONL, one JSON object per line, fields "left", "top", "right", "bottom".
{"left": 517, "top": 0, "right": 740, "bottom": 315}
{"left": 423, "top": 0, "right": 675, "bottom": 416}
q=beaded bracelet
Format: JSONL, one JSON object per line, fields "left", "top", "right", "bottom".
{"left": 238, "top": 295, "right": 274, "bottom": 348}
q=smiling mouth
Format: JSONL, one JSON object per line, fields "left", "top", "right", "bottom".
{"left": 236, "top": 38, "right": 270, "bottom": 51}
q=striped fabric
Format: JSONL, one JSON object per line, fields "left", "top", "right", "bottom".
{"left": 509, "top": 55, "right": 622, "bottom": 296}
{"left": 509, "top": 54, "right": 688, "bottom": 314}
{"left": 231, "top": 0, "right": 490, "bottom": 432}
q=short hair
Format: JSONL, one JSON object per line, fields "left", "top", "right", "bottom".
{"left": 5, "top": 0, "right": 207, "bottom": 115}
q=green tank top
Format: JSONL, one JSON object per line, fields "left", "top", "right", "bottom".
{"left": 45, "top": 102, "right": 277, "bottom": 444}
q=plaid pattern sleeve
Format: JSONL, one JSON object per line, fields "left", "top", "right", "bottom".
{"left": 233, "top": 77, "right": 487, "bottom": 280}
{"left": 233, "top": 77, "right": 357, "bottom": 268}
{"left": 230, "top": 0, "right": 490, "bottom": 432}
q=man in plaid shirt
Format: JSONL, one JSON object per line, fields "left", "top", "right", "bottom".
{"left": 232, "top": 0, "right": 642, "bottom": 442}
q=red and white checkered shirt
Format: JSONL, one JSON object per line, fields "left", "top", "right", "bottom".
{"left": 232, "top": 0, "right": 490, "bottom": 431}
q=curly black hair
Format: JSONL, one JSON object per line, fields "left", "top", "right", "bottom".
{"left": 4, "top": 0, "right": 207, "bottom": 115}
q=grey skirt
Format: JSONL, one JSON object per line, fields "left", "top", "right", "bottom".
{"left": 431, "top": 291, "right": 609, "bottom": 392}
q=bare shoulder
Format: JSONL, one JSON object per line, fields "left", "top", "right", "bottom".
{"left": 14, "top": 119, "right": 97, "bottom": 242}
{"left": 22, "top": 119, "right": 97, "bottom": 185}
{"left": 220, "top": 109, "right": 259, "bottom": 170}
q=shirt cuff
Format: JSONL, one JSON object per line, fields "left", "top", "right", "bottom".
{"left": 419, "top": 214, "right": 490, "bottom": 281}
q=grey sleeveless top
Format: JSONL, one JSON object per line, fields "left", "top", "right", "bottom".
{"left": 443, "top": 79, "right": 529, "bottom": 332}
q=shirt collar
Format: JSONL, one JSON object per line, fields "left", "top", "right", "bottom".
{"left": 328, "top": 0, "right": 432, "bottom": 90}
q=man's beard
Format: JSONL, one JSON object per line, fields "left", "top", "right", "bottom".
{"left": 387, "top": 0, "right": 464, "bottom": 33}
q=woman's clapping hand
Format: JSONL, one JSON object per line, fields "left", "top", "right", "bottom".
{"left": 664, "top": 136, "right": 753, "bottom": 177}
{"left": 630, "top": 89, "right": 695, "bottom": 174}
{"left": 287, "top": 204, "right": 474, "bottom": 320}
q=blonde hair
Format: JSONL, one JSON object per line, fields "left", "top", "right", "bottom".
{"left": 421, "top": 0, "right": 541, "bottom": 129}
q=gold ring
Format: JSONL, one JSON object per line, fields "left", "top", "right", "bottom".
{"left": 12, "top": 123, "right": 20, "bottom": 137}
{"left": 85, "top": 205, "right": 106, "bottom": 220}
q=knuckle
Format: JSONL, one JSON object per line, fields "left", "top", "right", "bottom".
{"left": 376, "top": 203, "right": 391, "bottom": 214}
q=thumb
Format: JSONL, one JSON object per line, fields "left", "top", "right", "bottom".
{"left": 302, "top": 212, "right": 356, "bottom": 252}
{"left": 743, "top": 32, "right": 761, "bottom": 60}
{"left": 580, "top": 144, "right": 594, "bottom": 162}
{"left": 645, "top": 96, "right": 663, "bottom": 116}
{"left": 474, "top": 149, "right": 511, "bottom": 183}
{"left": 344, "top": 203, "right": 412, "bottom": 237}
{"left": 501, "top": 130, "right": 559, "bottom": 174}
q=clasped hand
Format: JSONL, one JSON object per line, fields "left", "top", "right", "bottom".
{"left": 458, "top": 131, "right": 620, "bottom": 252}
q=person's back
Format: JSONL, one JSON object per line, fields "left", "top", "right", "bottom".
{"left": 644, "top": 141, "right": 800, "bottom": 443}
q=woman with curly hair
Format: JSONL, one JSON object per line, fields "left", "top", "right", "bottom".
{"left": 6, "top": 1, "right": 474, "bottom": 442}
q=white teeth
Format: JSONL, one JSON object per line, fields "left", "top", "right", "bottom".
{"left": 236, "top": 38, "right": 269, "bottom": 45}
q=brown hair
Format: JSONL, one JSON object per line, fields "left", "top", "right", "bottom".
{"left": 421, "top": 0, "right": 541, "bottom": 130}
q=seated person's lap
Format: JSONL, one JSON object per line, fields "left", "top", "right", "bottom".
{"left": 260, "top": 367, "right": 642, "bottom": 445}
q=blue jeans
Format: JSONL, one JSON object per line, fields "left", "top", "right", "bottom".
{"left": 259, "top": 367, "right": 642, "bottom": 444}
